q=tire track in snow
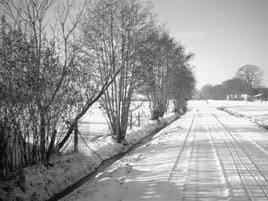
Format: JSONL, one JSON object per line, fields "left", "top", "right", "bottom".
{"left": 181, "top": 114, "right": 197, "bottom": 201}
{"left": 181, "top": 111, "right": 229, "bottom": 201}
{"left": 207, "top": 122, "right": 231, "bottom": 198}
{"left": 208, "top": 120, "right": 251, "bottom": 200}
{"left": 212, "top": 113, "right": 268, "bottom": 200}
{"left": 167, "top": 110, "right": 197, "bottom": 182}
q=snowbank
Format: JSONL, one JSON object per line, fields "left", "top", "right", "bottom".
{"left": 219, "top": 105, "right": 268, "bottom": 129}
{"left": 0, "top": 113, "right": 179, "bottom": 201}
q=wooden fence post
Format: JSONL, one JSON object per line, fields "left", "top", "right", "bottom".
{"left": 130, "top": 113, "right": 133, "bottom": 130}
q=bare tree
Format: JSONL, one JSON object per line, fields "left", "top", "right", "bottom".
{"left": 168, "top": 65, "right": 195, "bottom": 113}
{"left": 138, "top": 28, "right": 196, "bottom": 118}
{"left": 81, "top": 0, "right": 153, "bottom": 143}
{"left": 235, "top": 64, "right": 263, "bottom": 99}
{"left": 0, "top": 0, "right": 87, "bottom": 166}
{"left": 166, "top": 41, "right": 195, "bottom": 112}
{"left": 138, "top": 29, "right": 183, "bottom": 120}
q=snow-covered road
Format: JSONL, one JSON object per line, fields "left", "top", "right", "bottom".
{"left": 61, "top": 102, "right": 268, "bottom": 201}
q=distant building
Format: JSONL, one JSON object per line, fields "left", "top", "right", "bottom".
{"left": 253, "top": 88, "right": 268, "bottom": 101}
{"left": 253, "top": 94, "right": 263, "bottom": 101}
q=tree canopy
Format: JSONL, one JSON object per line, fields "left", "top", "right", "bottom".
{"left": 199, "top": 65, "right": 264, "bottom": 100}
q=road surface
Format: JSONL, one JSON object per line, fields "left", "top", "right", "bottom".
{"left": 62, "top": 102, "right": 268, "bottom": 201}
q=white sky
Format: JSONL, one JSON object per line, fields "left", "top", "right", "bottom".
{"left": 150, "top": 0, "right": 268, "bottom": 89}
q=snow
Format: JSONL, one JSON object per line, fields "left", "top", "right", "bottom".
{"left": 0, "top": 153, "right": 98, "bottom": 201}
{"left": 0, "top": 112, "right": 178, "bottom": 201}
{"left": 61, "top": 110, "right": 195, "bottom": 201}
{"left": 61, "top": 100, "right": 173, "bottom": 152}
{"left": 2, "top": 100, "right": 268, "bottom": 201}
{"left": 59, "top": 101, "right": 268, "bottom": 201}
{"left": 217, "top": 100, "right": 268, "bottom": 127}
{"left": 78, "top": 100, "right": 174, "bottom": 137}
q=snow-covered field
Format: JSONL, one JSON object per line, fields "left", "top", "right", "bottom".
{"left": 62, "top": 100, "right": 174, "bottom": 153}
{"left": 79, "top": 100, "right": 174, "bottom": 133}
{"left": 211, "top": 100, "right": 268, "bottom": 127}
{"left": 60, "top": 101, "right": 153, "bottom": 147}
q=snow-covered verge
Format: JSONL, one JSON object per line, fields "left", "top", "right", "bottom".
{"left": 0, "top": 113, "right": 179, "bottom": 201}
{"left": 219, "top": 103, "right": 268, "bottom": 129}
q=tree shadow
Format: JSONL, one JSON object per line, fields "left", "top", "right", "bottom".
{"left": 89, "top": 155, "right": 184, "bottom": 201}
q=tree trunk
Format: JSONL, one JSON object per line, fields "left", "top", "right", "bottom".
{"left": 40, "top": 112, "right": 46, "bottom": 161}
{"left": 46, "top": 129, "right": 57, "bottom": 162}
{"left": 151, "top": 109, "right": 160, "bottom": 121}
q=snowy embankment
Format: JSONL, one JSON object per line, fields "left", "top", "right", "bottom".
{"left": 0, "top": 113, "right": 179, "bottom": 201}
{"left": 218, "top": 101, "right": 268, "bottom": 129}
